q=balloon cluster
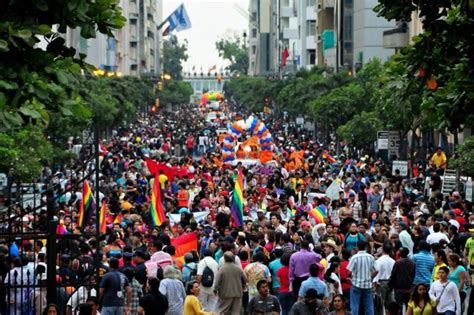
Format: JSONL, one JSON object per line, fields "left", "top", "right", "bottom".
{"left": 222, "top": 116, "right": 273, "bottom": 164}
{"left": 201, "top": 92, "right": 223, "bottom": 105}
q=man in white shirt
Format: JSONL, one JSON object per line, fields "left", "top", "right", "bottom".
{"left": 270, "top": 213, "right": 287, "bottom": 234}
{"left": 429, "top": 266, "right": 461, "bottom": 315}
{"left": 197, "top": 249, "right": 219, "bottom": 312}
{"left": 373, "top": 244, "right": 395, "bottom": 312}
{"left": 426, "top": 222, "right": 450, "bottom": 245}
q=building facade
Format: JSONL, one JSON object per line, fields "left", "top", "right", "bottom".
{"left": 64, "top": 0, "right": 163, "bottom": 76}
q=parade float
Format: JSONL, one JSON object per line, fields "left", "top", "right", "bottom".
{"left": 221, "top": 116, "right": 274, "bottom": 166}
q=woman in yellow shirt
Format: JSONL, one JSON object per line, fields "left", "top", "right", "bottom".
{"left": 183, "top": 281, "right": 214, "bottom": 315}
{"left": 406, "top": 283, "right": 437, "bottom": 315}
{"left": 432, "top": 249, "right": 448, "bottom": 282}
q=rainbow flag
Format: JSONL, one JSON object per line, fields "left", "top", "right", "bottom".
{"left": 77, "top": 180, "right": 95, "bottom": 227}
{"left": 308, "top": 204, "right": 326, "bottom": 224}
{"left": 99, "top": 200, "right": 107, "bottom": 234}
{"left": 113, "top": 213, "right": 122, "bottom": 225}
{"left": 231, "top": 170, "right": 244, "bottom": 227}
{"left": 171, "top": 232, "right": 198, "bottom": 258}
{"left": 150, "top": 174, "right": 166, "bottom": 227}
{"left": 322, "top": 152, "right": 336, "bottom": 164}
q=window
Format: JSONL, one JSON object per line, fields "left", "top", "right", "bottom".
{"left": 307, "top": 21, "right": 316, "bottom": 36}
{"left": 252, "top": 45, "right": 257, "bottom": 54}
{"left": 308, "top": 49, "right": 316, "bottom": 64}
{"left": 252, "top": 28, "right": 257, "bottom": 38}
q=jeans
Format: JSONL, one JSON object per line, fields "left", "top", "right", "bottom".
{"left": 350, "top": 286, "right": 374, "bottom": 315}
{"left": 438, "top": 311, "right": 456, "bottom": 315}
{"left": 101, "top": 306, "right": 124, "bottom": 315}
{"left": 278, "top": 292, "right": 295, "bottom": 315}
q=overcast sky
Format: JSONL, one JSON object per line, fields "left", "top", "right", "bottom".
{"left": 162, "top": 0, "right": 250, "bottom": 72}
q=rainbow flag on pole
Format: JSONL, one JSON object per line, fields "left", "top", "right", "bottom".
{"left": 322, "top": 151, "right": 336, "bottom": 164}
{"left": 99, "top": 199, "right": 107, "bottom": 234}
{"left": 231, "top": 170, "right": 244, "bottom": 227}
{"left": 150, "top": 175, "right": 166, "bottom": 227}
{"left": 308, "top": 204, "right": 326, "bottom": 224}
{"left": 77, "top": 180, "right": 95, "bottom": 227}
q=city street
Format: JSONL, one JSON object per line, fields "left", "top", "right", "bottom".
{"left": 1, "top": 1, "right": 474, "bottom": 315}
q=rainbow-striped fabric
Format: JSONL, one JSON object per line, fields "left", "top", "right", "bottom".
{"left": 150, "top": 175, "right": 166, "bottom": 227}
{"left": 77, "top": 180, "right": 95, "bottom": 227}
{"left": 308, "top": 204, "right": 326, "bottom": 224}
{"left": 231, "top": 170, "right": 244, "bottom": 227}
{"left": 99, "top": 200, "right": 107, "bottom": 234}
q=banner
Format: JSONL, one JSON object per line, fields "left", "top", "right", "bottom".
{"left": 169, "top": 211, "right": 209, "bottom": 225}
{"left": 171, "top": 232, "right": 198, "bottom": 258}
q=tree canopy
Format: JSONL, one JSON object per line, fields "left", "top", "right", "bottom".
{"left": 215, "top": 36, "right": 249, "bottom": 75}
{"left": 163, "top": 35, "right": 189, "bottom": 80}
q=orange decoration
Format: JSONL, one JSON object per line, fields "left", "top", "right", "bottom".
{"left": 417, "top": 68, "right": 426, "bottom": 78}
{"left": 427, "top": 77, "right": 438, "bottom": 90}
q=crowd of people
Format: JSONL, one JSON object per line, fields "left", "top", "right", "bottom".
{"left": 1, "top": 102, "right": 473, "bottom": 315}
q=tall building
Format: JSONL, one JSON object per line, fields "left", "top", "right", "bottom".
{"left": 249, "top": 0, "right": 317, "bottom": 76}
{"left": 316, "top": 0, "right": 395, "bottom": 72}
{"left": 248, "top": 0, "right": 279, "bottom": 76}
{"left": 64, "top": 0, "right": 163, "bottom": 76}
{"left": 352, "top": 0, "right": 395, "bottom": 70}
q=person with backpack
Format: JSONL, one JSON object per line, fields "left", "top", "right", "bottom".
{"left": 196, "top": 249, "right": 219, "bottom": 313}
{"left": 182, "top": 253, "right": 198, "bottom": 285}
{"left": 99, "top": 257, "right": 131, "bottom": 315}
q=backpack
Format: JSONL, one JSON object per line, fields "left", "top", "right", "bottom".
{"left": 201, "top": 264, "right": 214, "bottom": 287}
{"left": 183, "top": 264, "right": 197, "bottom": 284}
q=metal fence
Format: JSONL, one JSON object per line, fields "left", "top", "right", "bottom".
{"left": 1, "top": 132, "right": 102, "bottom": 315}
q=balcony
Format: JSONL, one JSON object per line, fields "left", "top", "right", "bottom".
{"left": 283, "top": 28, "right": 298, "bottom": 39}
{"left": 306, "top": 35, "right": 316, "bottom": 50}
{"left": 281, "top": 6, "right": 295, "bottom": 18}
{"left": 306, "top": 6, "right": 316, "bottom": 20}
{"left": 383, "top": 27, "right": 409, "bottom": 49}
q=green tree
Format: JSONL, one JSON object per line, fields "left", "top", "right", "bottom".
{"left": 374, "top": 1, "right": 474, "bottom": 144}
{"left": 163, "top": 35, "right": 189, "bottom": 80}
{"left": 0, "top": 125, "right": 52, "bottom": 183}
{"left": 337, "top": 111, "right": 383, "bottom": 151}
{"left": 309, "top": 83, "right": 366, "bottom": 143}
{"left": 450, "top": 136, "right": 474, "bottom": 176}
{"left": 158, "top": 80, "right": 193, "bottom": 106}
{"left": 0, "top": 0, "right": 126, "bottom": 130}
{"left": 215, "top": 36, "right": 249, "bottom": 75}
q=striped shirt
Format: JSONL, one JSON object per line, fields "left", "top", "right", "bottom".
{"left": 347, "top": 250, "right": 375, "bottom": 289}
{"left": 412, "top": 250, "right": 435, "bottom": 285}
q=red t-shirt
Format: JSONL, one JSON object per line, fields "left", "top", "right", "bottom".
{"left": 340, "top": 260, "right": 351, "bottom": 291}
{"left": 277, "top": 266, "right": 290, "bottom": 293}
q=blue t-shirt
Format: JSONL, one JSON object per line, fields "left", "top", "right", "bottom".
{"left": 298, "top": 277, "right": 328, "bottom": 298}
{"left": 269, "top": 258, "right": 283, "bottom": 289}
{"left": 412, "top": 251, "right": 435, "bottom": 285}
{"left": 344, "top": 233, "right": 365, "bottom": 253}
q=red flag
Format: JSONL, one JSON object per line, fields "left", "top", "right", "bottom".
{"left": 162, "top": 25, "right": 170, "bottom": 36}
{"left": 282, "top": 47, "right": 289, "bottom": 67}
{"left": 171, "top": 232, "right": 198, "bottom": 258}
